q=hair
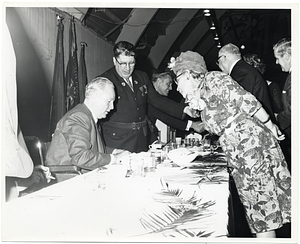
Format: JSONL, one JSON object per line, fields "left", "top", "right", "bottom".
{"left": 189, "top": 70, "right": 205, "bottom": 81}
{"left": 219, "top": 43, "right": 241, "bottom": 57}
{"left": 113, "top": 41, "right": 136, "bottom": 58}
{"left": 273, "top": 38, "right": 291, "bottom": 57}
{"left": 151, "top": 72, "right": 172, "bottom": 84}
{"left": 85, "top": 77, "right": 114, "bottom": 99}
{"left": 243, "top": 53, "right": 266, "bottom": 75}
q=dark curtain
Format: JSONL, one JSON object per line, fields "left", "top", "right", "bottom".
{"left": 66, "top": 17, "right": 79, "bottom": 111}
{"left": 78, "top": 42, "right": 88, "bottom": 103}
{"left": 48, "top": 17, "right": 66, "bottom": 140}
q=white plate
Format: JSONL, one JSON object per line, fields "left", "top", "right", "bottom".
{"left": 167, "top": 148, "right": 198, "bottom": 167}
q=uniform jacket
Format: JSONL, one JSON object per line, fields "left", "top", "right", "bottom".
{"left": 100, "top": 67, "right": 186, "bottom": 152}
{"left": 231, "top": 59, "right": 274, "bottom": 121}
{"left": 45, "top": 103, "right": 111, "bottom": 171}
{"left": 277, "top": 72, "right": 291, "bottom": 139}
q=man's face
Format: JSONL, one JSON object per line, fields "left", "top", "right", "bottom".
{"left": 216, "top": 53, "right": 228, "bottom": 74}
{"left": 274, "top": 51, "right": 291, "bottom": 72}
{"left": 155, "top": 77, "right": 173, "bottom": 96}
{"left": 113, "top": 54, "right": 136, "bottom": 79}
{"left": 95, "top": 87, "right": 115, "bottom": 119}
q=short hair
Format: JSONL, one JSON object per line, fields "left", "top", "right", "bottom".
{"left": 220, "top": 43, "right": 241, "bottom": 57}
{"left": 151, "top": 72, "right": 172, "bottom": 84}
{"left": 273, "top": 38, "right": 291, "bottom": 57}
{"left": 113, "top": 41, "right": 136, "bottom": 58}
{"left": 85, "top": 77, "right": 114, "bottom": 99}
{"left": 243, "top": 53, "right": 266, "bottom": 75}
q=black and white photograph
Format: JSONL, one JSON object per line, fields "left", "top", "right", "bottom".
{"left": 1, "top": 1, "right": 299, "bottom": 243}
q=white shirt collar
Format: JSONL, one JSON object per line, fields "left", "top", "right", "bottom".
{"left": 124, "top": 77, "right": 132, "bottom": 82}
{"left": 229, "top": 58, "right": 241, "bottom": 75}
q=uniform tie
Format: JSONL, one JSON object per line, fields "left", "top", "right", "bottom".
{"left": 125, "top": 78, "right": 134, "bottom": 91}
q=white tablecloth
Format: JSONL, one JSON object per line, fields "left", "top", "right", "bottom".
{"left": 2, "top": 153, "right": 229, "bottom": 242}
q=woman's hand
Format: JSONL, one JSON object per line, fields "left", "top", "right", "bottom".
{"left": 184, "top": 106, "right": 201, "bottom": 118}
{"left": 190, "top": 121, "right": 206, "bottom": 133}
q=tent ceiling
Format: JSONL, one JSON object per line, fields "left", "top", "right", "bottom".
{"left": 58, "top": 7, "right": 291, "bottom": 72}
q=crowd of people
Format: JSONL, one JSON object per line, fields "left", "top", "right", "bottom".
{"left": 5, "top": 27, "right": 292, "bottom": 238}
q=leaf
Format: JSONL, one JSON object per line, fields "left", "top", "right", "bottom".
{"left": 139, "top": 194, "right": 216, "bottom": 237}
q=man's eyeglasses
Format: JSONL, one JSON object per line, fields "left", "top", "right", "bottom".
{"left": 216, "top": 55, "right": 225, "bottom": 66}
{"left": 173, "top": 72, "right": 184, "bottom": 85}
{"left": 115, "top": 58, "right": 135, "bottom": 68}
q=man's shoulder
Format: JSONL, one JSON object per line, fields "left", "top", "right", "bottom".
{"left": 233, "top": 60, "right": 252, "bottom": 72}
{"left": 233, "top": 60, "right": 263, "bottom": 80}
{"left": 59, "top": 104, "right": 92, "bottom": 125}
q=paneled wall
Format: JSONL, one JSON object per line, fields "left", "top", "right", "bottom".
{"left": 6, "top": 7, "right": 114, "bottom": 141}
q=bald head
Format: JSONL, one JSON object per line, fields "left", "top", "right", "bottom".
{"left": 217, "top": 43, "right": 241, "bottom": 74}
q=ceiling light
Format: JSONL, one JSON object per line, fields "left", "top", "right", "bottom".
{"left": 210, "top": 23, "right": 216, "bottom": 30}
{"left": 214, "top": 35, "right": 219, "bottom": 40}
{"left": 240, "top": 45, "right": 245, "bottom": 49}
{"left": 204, "top": 10, "right": 211, "bottom": 17}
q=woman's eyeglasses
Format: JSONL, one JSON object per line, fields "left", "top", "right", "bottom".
{"left": 115, "top": 58, "right": 136, "bottom": 68}
{"left": 173, "top": 72, "right": 184, "bottom": 85}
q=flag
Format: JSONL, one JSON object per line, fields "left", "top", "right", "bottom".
{"left": 66, "top": 17, "right": 79, "bottom": 111}
{"left": 48, "top": 17, "right": 66, "bottom": 140}
{"left": 78, "top": 42, "right": 88, "bottom": 103}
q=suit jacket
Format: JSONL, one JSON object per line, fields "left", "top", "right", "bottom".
{"left": 268, "top": 81, "right": 284, "bottom": 113}
{"left": 99, "top": 67, "right": 186, "bottom": 152}
{"left": 231, "top": 60, "right": 275, "bottom": 121}
{"left": 148, "top": 103, "right": 188, "bottom": 144}
{"left": 277, "top": 72, "right": 291, "bottom": 139}
{"left": 45, "top": 103, "right": 111, "bottom": 171}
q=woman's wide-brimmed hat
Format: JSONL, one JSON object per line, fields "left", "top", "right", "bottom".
{"left": 168, "top": 51, "right": 208, "bottom": 74}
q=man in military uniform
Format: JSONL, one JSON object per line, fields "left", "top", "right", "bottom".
{"left": 99, "top": 41, "right": 196, "bottom": 153}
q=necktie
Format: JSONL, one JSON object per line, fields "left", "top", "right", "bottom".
{"left": 125, "top": 78, "right": 134, "bottom": 91}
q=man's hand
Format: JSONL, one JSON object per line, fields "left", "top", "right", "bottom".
{"left": 265, "top": 120, "right": 285, "bottom": 141}
{"left": 183, "top": 106, "right": 201, "bottom": 118}
{"left": 111, "top": 149, "right": 131, "bottom": 165}
{"left": 190, "top": 121, "right": 206, "bottom": 133}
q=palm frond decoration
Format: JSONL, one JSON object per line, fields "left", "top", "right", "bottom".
{"left": 138, "top": 179, "right": 217, "bottom": 238}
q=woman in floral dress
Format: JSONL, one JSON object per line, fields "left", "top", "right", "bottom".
{"left": 168, "top": 51, "right": 291, "bottom": 238}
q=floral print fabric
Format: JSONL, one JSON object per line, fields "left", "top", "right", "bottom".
{"left": 193, "top": 71, "right": 291, "bottom": 233}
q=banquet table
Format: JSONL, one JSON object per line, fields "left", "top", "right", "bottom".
{"left": 2, "top": 151, "right": 230, "bottom": 242}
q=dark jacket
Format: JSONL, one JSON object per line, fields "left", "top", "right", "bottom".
{"left": 231, "top": 60, "right": 275, "bottom": 121}
{"left": 147, "top": 102, "right": 188, "bottom": 144}
{"left": 100, "top": 67, "right": 186, "bottom": 152}
{"left": 277, "top": 72, "right": 291, "bottom": 140}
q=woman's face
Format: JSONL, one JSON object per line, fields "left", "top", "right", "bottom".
{"left": 176, "top": 71, "right": 198, "bottom": 99}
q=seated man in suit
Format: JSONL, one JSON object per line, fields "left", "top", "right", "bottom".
{"left": 148, "top": 72, "right": 204, "bottom": 144}
{"left": 217, "top": 43, "right": 275, "bottom": 122}
{"left": 45, "top": 77, "right": 129, "bottom": 173}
